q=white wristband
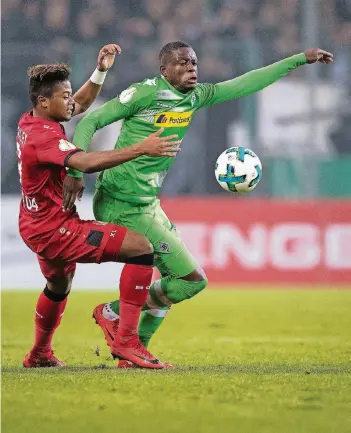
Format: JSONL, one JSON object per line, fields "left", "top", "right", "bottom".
{"left": 90, "top": 68, "right": 107, "bottom": 85}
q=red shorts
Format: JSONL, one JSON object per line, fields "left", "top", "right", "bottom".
{"left": 35, "top": 218, "right": 127, "bottom": 280}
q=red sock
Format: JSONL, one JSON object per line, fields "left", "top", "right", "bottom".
{"left": 32, "top": 289, "right": 68, "bottom": 354}
{"left": 115, "top": 264, "right": 152, "bottom": 344}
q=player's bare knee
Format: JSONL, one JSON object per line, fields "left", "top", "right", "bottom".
{"left": 122, "top": 230, "right": 154, "bottom": 255}
{"left": 200, "top": 274, "right": 208, "bottom": 288}
{"left": 192, "top": 272, "right": 208, "bottom": 291}
{"left": 181, "top": 267, "right": 208, "bottom": 284}
{"left": 136, "top": 233, "right": 153, "bottom": 256}
{"left": 120, "top": 230, "right": 154, "bottom": 262}
{"left": 47, "top": 272, "right": 74, "bottom": 295}
{"left": 197, "top": 268, "right": 208, "bottom": 285}
{"left": 66, "top": 272, "right": 74, "bottom": 292}
{"left": 126, "top": 235, "right": 154, "bottom": 266}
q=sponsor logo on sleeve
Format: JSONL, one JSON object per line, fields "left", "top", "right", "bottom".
{"left": 59, "top": 139, "right": 76, "bottom": 152}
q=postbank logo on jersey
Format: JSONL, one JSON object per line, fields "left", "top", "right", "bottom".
{"left": 154, "top": 111, "right": 193, "bottom": 128}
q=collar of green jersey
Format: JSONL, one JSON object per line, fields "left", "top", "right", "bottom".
{"left": 159, "top": 75, "right": 194, "bottom": 99}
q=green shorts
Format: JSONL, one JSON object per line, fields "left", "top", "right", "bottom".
{"left": 93, "top": 189, "right": 198, "bottom": 278}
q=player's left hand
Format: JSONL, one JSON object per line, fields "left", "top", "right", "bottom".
{"left": 97, "top": 44, "right": 122, "bottom": 72}
{"left": 304, "top": 48, "right": 333, "bottom": 64}
{"left": 62, "top": 176, "right": 85, "bottom": 211}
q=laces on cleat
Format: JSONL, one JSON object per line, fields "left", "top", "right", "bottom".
{"left": 111, "top": 337, "right": 165, "bottom": 369}
{"left": 134, "top": 342, "right": 160, "bottom": 363}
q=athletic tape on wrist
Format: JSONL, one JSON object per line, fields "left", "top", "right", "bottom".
{"left": 90, "top": 68, "right": 107, "bottom": 85}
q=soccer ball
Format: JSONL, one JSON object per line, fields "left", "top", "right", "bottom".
{"left": 214, "top": 147, "right": 262, "bottom": 193}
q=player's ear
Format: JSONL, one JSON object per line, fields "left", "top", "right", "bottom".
{"left": 38, "top": 95, "right": 49, "bottom": 109}
{"left": 160, "top": 65, "right": 167, "bottom": 77}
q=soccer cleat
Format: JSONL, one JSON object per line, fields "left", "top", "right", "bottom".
{"left": 117, "top": 359, "right": 174, "bottom": 369}
{"left": 117, "top": 359, "right": 137, "bottom": 368}
{"left": 92, "top": 303, "right": 119, "bottom": 348}
{"left": 23, "top": 349, "right": 65, "bottom": 368}
{"left": 111, "top": 337, "right": 165, "bottom": 369}
{"left": 161, "top": 362, "right": 174, "bottom": 369}
{"left": 93, "top": 304, "right": 174, "bottom": 369}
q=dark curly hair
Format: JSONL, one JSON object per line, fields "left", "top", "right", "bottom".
{"left": 27, "top": 63, "right": 71, "bottom": 106}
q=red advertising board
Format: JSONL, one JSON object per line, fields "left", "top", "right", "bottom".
{"left": 159, "top": 198, "right": 351, "bottom": 284}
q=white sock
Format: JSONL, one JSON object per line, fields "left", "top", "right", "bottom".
{"left": 102, "top": 303, "right": 119, "bottom": 321}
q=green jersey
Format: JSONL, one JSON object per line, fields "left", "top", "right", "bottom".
{"left": 70, "top": 53, "right": 306, "bottom": 204}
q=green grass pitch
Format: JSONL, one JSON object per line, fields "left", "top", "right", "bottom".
{"left": 2, "top": 288, "right": 351, "bottom": 433}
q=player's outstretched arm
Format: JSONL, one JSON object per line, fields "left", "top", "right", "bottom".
{"left": 210, "top": 48, "right": 333, "bottom": 105}
{"left": 63, "top": 129, "right": 180, "bottom": 210}
{"left": 72, "top": 44, "right": 121, "bottom": 116}
{"left": 67, "top": 129, "right": 180, "bottom": 173}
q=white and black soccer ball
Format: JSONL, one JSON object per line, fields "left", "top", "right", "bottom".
{"left": 215, "top": 147, "right": 262, "bottom": 193}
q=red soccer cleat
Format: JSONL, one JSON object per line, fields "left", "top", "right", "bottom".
{"left": 161, "top": 362, "right": 174, "bottom": 369}
{"left": 117, "top": 360, "right": 137, "bottom": 368}
{"left": 111, "top": 337, "right": 165, "bottom": 369}
{"left": 117, "top": 359, "right": 174, "bottom": 369}
{"left": 23, "top": 349, "right": 65, "bottom": 368}
{"left": 92, "top": 303, "right": 119, "bottom": 348}
{"left": 93, "top": 304, "right": 175, "bottom": 369}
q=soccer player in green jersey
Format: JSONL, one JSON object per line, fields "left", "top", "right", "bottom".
{"left": 64, "top": 41, "right": 333, "bottom": 367}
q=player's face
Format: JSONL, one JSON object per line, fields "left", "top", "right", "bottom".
{"left": 161, "top": 47, "right": 198, "bottom": 93}
{"left": 40, "top": 81, "right": 75, "bottom": 122}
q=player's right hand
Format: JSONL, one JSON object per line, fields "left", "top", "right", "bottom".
{"left": 304, "top": 48, "right": 333, "bottom": 64}
{"left": 97, "top": 44, "right": 122, "bottom": 72}
{"left": 138, "top": 128, "right": 181, "bottom": 157}
{"left": 62, "top": 176, "right": 85, "bottom": 211}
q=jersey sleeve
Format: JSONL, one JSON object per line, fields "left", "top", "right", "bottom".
{"left": 68, "top": 83, "right": 153, "bottom": 178}
{"left": 195, "top": 83, "right": 217, "bottom": 108}
{"left": 199, "top": 53, "right": 307, "bottom": 107}
{"left": 35, "top": 134, "right": 82, "bottom": 167}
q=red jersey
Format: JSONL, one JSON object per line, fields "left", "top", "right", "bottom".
{"left": 17, "top": 111, "right": 82, "bottom": 253}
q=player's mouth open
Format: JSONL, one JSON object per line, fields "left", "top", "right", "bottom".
{"left": 68, "top": 103, "right": 75, "bottom": 114}
{"left": 187, "top": 76, "right": 197, "bottom": 83}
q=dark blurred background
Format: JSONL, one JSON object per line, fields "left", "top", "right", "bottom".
{"left": 2, "top": 0, "right": 351, "bottom": 197}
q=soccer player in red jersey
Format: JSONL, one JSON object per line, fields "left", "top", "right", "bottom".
{"left": 17, "top": 44, "right": 180, "bottom": 369}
